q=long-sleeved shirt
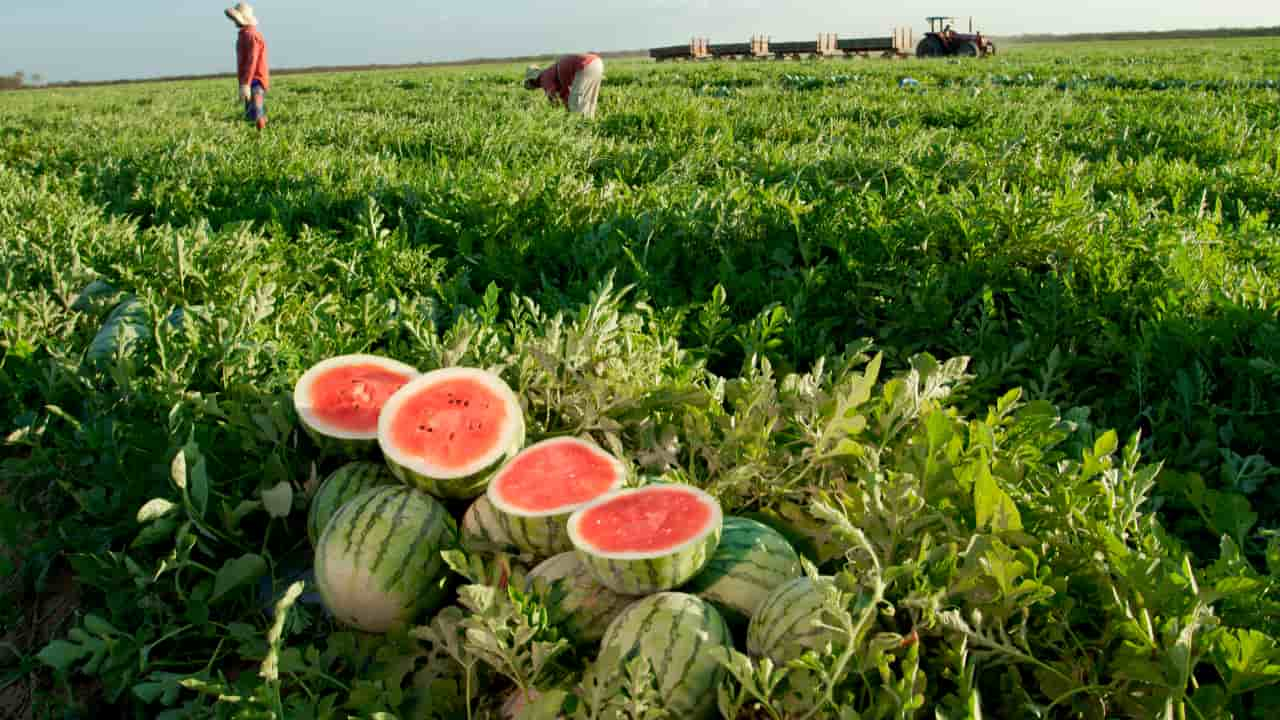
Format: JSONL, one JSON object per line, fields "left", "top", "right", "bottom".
{"left": 236, "top": 26, "right": 270, "bottom": 90}
{"left": 536, "top": 53, "right": 599, "bottom": 105}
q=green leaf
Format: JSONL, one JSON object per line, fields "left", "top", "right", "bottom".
{"left": 973, "top": 461, "right": 1022, "bottom": 533}
{"left": 137, "top": 497, "right": 179, "bottom": 523}
{"left": 37, "top": 639, "right": 93, "bottom": 672}
{"left": 518, "top": 689, "right": 569, "bottom": 720}
{"left": 211, "top": 553, "right": 267, "bottom": 605}
{"left": 169, "top": 448, "right": 187, "bottom": 491}
{"left": 1211, "top": 628, "right": 1280, "bottom": 694}
{"left": 133, "top": 672, "right": 186, "bottom": 705}
{"left": 261, "top": 481, "right": 293, "bottom": 519}
{"left": 1092, "top": 429, "right": 1119, "bottom": 459}
{"left": 187, "top": 450, "right": 210, "bottom": 521}
{"left": 925, "top": 409, "right": 954, "bottom": 453}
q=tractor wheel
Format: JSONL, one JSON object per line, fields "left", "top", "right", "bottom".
{"left": 958, "top": 41, "right": 980, "bottom": 57}
{"left": 915, "top": 36, "right": 944, "bottom": 58}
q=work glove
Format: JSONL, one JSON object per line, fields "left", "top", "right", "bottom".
{"left": 239, "top": 84, "right": 252, "bottom": 102}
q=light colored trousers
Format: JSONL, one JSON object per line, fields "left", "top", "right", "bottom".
{"left": 568, "top": 57, "right": 604, "bottom": 118}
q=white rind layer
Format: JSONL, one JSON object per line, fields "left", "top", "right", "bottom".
{"left": 293, "top": 354, "right": 420, "bottom": 441}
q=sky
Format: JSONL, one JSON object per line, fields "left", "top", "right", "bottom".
{"left": 2, "top": 1, "right": 1276, "bottom": 83}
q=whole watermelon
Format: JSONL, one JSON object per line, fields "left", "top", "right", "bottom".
{"left": 594, "top": 592, "right": 730, "bottom": 719}
{"left": 524, "top": 551, "right": 637, "bottom": 644}
{"left": 314, "top": 486, "right": 456, "bottom": 632}
{"left": 306, "top": 461, "right": 396, "bottom": 546}
{"left": 681, "top": 516, "right": 802, "bottom": 625}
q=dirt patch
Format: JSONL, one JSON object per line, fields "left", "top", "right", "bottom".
{"left": 0, "top": 550, "right": 83, "bottom": 720}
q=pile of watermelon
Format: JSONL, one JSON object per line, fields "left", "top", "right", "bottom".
{"left": 295, "top": 354, "right": 825, "bottom": 718}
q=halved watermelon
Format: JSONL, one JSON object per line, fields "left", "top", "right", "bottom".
{"left": 293, "top": 354, "right": 419, "bottom": 456}
{"left": 568, "top": 484, "right": 722, "bottom": 595}
{"left": 377, "top": 367, "right": 525, "bottom": 499}
{"left": 486, "top": 437, "right": 627, "bottom": 557}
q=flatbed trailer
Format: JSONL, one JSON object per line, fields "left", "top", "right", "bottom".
{"left": 651, "top": 29, "right": 912, "bottom": 62}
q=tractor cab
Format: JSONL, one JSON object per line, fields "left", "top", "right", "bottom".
{"left": 917, "top": 15, "right": 996, "bottom": 57}
{"left": 926, "top": 16, "right": 958, "bottom": 35}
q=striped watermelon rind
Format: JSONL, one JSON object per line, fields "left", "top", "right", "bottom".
{"left": 293, "top": 354, "right": 420, "bottom": 458}
{"left": 595, "top": 592, "right": 731, "bottom": 719}
{"left": 680, "top": 516, "right": 802, "bottom": 625}
{"left": 307, "top": 461, "right": 397, "bottom": 546}
{"left": 314, "top": 485, "right": 457, "bottom": 633}
{"left": 486, "top": 437, "right": 628, "bottom": 557}
{"left": 746, "top": 575, "right": 841, "bottom": 663}
{"left": 460, "top": 493, "right": 516, "bottom": 549}
{"left": 567, "top": 484, "right": 722, "bottom": 595}
{"left": 525, "top": 551, "right": 638, "bottom": 644}
{"left": 377, "top": 367, "right": 526, "bottom": 499}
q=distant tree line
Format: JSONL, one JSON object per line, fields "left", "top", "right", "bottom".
{"left": 1004, "top": 25, "right": 1280, "bottom": 43}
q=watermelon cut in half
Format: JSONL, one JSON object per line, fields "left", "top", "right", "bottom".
{"left": 293, "top": 354, "right": 419, "bottom": 457}
{"left": 486, "top": 437, "right": 627, "bottom": 557}
{"left": 568, "top": 484, "right": 722, "bottom": 595}
{"left": 378, "top": 367, "right": 525, "bottom": 499}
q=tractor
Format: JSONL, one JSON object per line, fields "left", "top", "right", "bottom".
{"left": 916, "top": 16, "right": 996, "bottom": 57}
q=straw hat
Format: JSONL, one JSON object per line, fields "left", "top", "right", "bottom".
{"left": 224, "top": 3, "right": 258, "bottom": 27}
{"left": 524, "top": 65, "right": 543, "bottom": 84}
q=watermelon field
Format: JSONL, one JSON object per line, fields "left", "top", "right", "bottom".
{"left": 2, "top": 35, "right": 1280, "bottom": 718}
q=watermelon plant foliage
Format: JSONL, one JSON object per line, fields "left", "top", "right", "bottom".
{"left": 1, "top": 37, "right": 1278, "bottom": 719}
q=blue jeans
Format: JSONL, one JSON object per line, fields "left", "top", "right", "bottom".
{"left": 244, "top": 80, "right": 267, "bottom": 123}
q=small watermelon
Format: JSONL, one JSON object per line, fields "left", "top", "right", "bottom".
{"left": 486, "top": 437, "right": 627, "bottom": 557}
{"left": 86, "top": 296, "right": 151, "bottom": 367}
{"left": 681, "top": 516, "right": 802, "bottom": 625}
{"left": 378, "top": 367, "right": 525, "bottom": 499}
{"left": 568, "top": 484, "right": 721, "bottom": 595}
{"left": 594, "top": 592, "right": 731, "bottom": 719}
{"left": 460, "top": 493, "right": 515, "bottom": 549}
{"left": 746, "top": 575, "right": 842, "bottom": 663}
{"left": 293, "top": 354, "right": 419, "bottom": 457}
{"left": 306, "top": 461, "right": 396, "bottom": 546}
{"left": 314, "top": 485, "right": 456, "bottom": 632}
{"left": 525, "top": 551, "right": 637, "bottom": 644}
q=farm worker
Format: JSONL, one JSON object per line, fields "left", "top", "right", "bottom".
{"left": 224, "top": 3, "right": 270, "bottom": 130}
{"left": 523, "top": 54, "right": 605, "bottom": 119}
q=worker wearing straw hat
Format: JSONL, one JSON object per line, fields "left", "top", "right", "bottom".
{"left": 224, "top": 3, "right": 270, "bottom": 130}
{"left": 523, "top": 53, "right": 604, "bottom": 118}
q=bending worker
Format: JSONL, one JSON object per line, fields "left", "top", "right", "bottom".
{"left": 224, "top": 3, "right": 270, "bottom": 130}
{"left": 524, "top": 53, "right": 604, "bottom": 119}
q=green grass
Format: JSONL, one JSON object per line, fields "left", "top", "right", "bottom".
{"left": 1, "top": 38, "right": 1278, "bottom": 718}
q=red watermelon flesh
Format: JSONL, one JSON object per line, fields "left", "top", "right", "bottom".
{"left": 577, "top": 487, "right": 713, "bottom": 553}
{"left": 492, "top": 441, "right": 621, "bottom": 512}
{"left": 388, "top": 378, "right": 508, "bottom": 471}
{"left": 309, "top": 364, "right": 413, "bottom": 434}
